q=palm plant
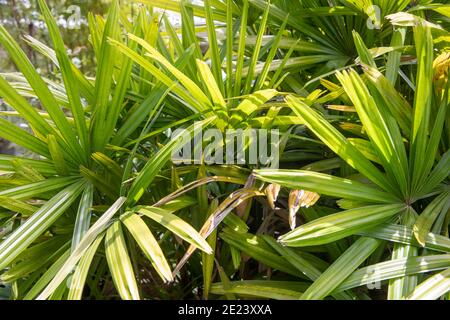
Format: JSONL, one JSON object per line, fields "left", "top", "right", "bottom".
{"left": 136, "top": 0, "right": 450, "bottom": 300}
{"left": 0, "top": 0, "right": 449, "bottom": 300}
{"left": 254, "top": 22, "right": 450, "bottom": 299}
{"left": 0, "top": 0, "right": 221, "bottom": 300}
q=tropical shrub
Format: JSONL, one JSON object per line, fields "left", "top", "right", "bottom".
{"left": 0, "top": 0, "right": 449, "bottom": 300}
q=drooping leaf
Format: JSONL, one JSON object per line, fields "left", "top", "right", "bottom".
{"left": 120, "top": 212, "right": 173, "bottom": 283}
{"left": 279, "top": 204, "right": 404, "bottom": 247}
{"left": 105, "top": 221, "right": 140, "bottom": 300}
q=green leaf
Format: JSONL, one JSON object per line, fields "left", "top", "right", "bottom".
{"left": 47, "top": 134, "right": 70, "bottom": 176}
{"left": 128, "top": 33, "right": 212, "bottom": 108}
{"left": 22, "top": 35, "right": 95, "bottom": 104}
{"left": 0, "top": 238, "right": 69, "bottom": 283}
{"left": 0, "top": 74, "right": 53, "bottom": 137}
{"left": 254, "top": 17, "right": 289, "bottom": 91}
{"left": 225, "top": 0, "right": 234, "bottom": 98}
{"left": 359, "top": 223, "right": 450, "bottom": 253}
{"left": 36, "top": 197, "right": 127, "bottom": 300}
{"left": 0, "top": 180, "right": 86, "bottom": 270}
{"left": 0, "top": 196, "right": 37, "bottom": 216}
{"left": 91, "top": 152, "right": 123, "bottom": 180}
{"left": 248, "top": 0, "right": 328, "bottom": 46}
{"left": 94, "top": 4, "right": 142, "bottom": 151}
{"left": 406, "top": 268, "right": 450, "bottom": 300}
{"left": 211, "top": 280, "right": 308, "bottom": 300}
{"left": 109, "top": 38, "right": 206, "bottom": 113}
{"left": 262, "top": 235, "right": 321, "bottom": 280}
{"left": 120, "top": 212, "right": 173, "bottom": 283}
{"left": 203, "top": 227, "right": 217, "bottom": 299}
{"left": 87, "top": 13, "right": 103, "bottom": 60}
{"left": 243, "top": 0, "right": 270, "bottom": 94}
{"left": 0, "top": 177, "right": 79, "bottom": 200}
{"left": 363, "top": 66, "right": 412, "bottom": 137}
{"left": 388, "top": 208, "right": 419, "bottom": 300}
{"left": 80, "top": 166, "right": 118, "bottom": 200}
{"left": 162, "top": 14, "right": 184, "bottom": 57}
{"left": 0, "top": 118, "right": 50, "bottom": 157}
{"left": 140, "top": 0, "right": 227, "bottom": 21}
{"left": 220, "top": 228, "right": 307, "bottom": 278}
{"left": 414, "top": 89, "right": 450, "bottom": 197}
{"left": 90, "top": 0, "right": 121, "bottom": 152}
{"left": 67, "top": 233, "right": 104, "bottom": 300}
{"left": 410, "top": 23, "right": 434, "bottom": 193}
{"left": 12, "top": 159, "right": 46, "bottom": 183}
{"left": 0, "top": 25, "right": 84, "bottom": 164}
{"left": 279, "top": 204, "right": 404, "bottom": 247}
{"left": 127, "top": 118, "right": 214, "bottom": 205}
{"left": 71, "top": 183, "right": 94, "bottom": 251}
{"left": 105, "top": 221, "right": 140, "bottom": 300}
{"left": 300, "top": 237, "right": 381, "bottom": 300}
{"left": 352, "top": 31, "right": 376, "bottom": 68}
{"left": 230, "top": 89, "right": 278, "bottom": 127}
{"left": 386, "top": 27, "right": 406, "bottom": 84}
{"left": 338, "top": 253, "right": 450, "bottom": 293}
{"left": 348, "top": 138, "right": 382, "bottom": 164}
{"left": 0, "top": 155, "right": 57, "bottom": 176}
{"left": 137, "top": 206, "right": 212, "bottom": 254}
{"left": 113, "top": 86, "right": 172, "bottom": 146}
{"left": 336, "top": 69, "right": 408, "bottom": 197}
{"left": 38, "top": 0, "right": 89, "bottom": 154}
{"left": 23, "top": 248, "right": 71, "bottom": 300}
{"left": 254, "top": 169, "right": 397, "bottom": 203}
{"left": 233, "top": 0, "right": 249, "bottom": 99}
{"left": 262, "top": 235, "right": 354, "bottom": 300}
{"left": 223, "top": 213, "right": 249, "bottom": 234}
{"left": 196, "top": 59, "right": 226, "bottom": 108}
{"left": 203, "top": 0, "right": 224, "bottom": 93}
{"left": 286, "top": 95, "right": 396, "bottom": 194}
{"left": 159, "top": 196, "right": 198, "bottom": 213}
{"left": 419, "top": 150, "right": 450, "bottom": 196}
{"left": 413, "top": 192, "right": 450, "bottom": 246}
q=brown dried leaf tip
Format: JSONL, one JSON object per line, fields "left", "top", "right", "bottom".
{"left": 288, "top": 190, "right": 320, "bottom": 230}
{"left": 265, "top": 183, "right": 281, "bottom": 210}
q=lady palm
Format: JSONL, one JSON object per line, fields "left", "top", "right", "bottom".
{"left": 0, "top": 0, "right": 449, "bottom": 300}
{"left": 255, "top": 21, "right": 450, "bottom": 299}
{"left": 0, "top": 0, "right": 218, "bottom": 299}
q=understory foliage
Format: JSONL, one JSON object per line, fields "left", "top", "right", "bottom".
{"left": 0, "top": 0, "right": 450, "bottom": 300}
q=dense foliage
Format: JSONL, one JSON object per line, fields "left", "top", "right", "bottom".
{"left": 0, "top": 0, "right": 450, "bottom": 300}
